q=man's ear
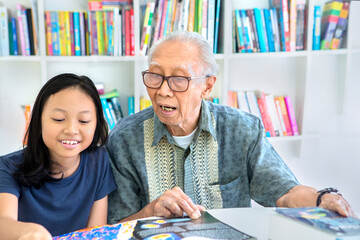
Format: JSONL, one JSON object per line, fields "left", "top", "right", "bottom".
{"left": 201, "top": 75, "right": 217, "bottom": 99}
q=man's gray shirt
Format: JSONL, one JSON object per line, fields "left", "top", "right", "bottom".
{"left": 106, "top": 100, "right": 299, "bottom": 223}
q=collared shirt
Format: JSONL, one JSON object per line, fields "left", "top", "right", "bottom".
{"left": 107, "top": 100, "right": 299, "bottom": 224}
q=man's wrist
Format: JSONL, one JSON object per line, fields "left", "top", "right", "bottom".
{"left": 316, "top": 187, "right": 342, "bottom": 207}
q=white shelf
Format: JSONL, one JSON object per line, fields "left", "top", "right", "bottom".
{"left": 0, "top": 0, "right": 358, "bottom": 159}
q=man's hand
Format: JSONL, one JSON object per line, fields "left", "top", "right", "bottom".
{"left": 319, "top": 193, "right": 356, "bottom": 218}
{"left": 146, "top": 187, "right": 205, "bottom": 219}
{"left": 276, "top": 185, "right": 356, "bottom": 218}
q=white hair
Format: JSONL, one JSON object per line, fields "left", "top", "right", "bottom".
{"left": 147, "top": 31, "right": 219, "bottom": 76}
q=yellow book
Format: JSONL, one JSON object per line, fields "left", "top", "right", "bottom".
{"left": 58, "top": 11, "right": 67, "bottom": 56}
{"left": 64, "top": 11, "right": 71, "bottom": 55}
{"left": 188, "top": 0, "right": 195, "bottom": 32}
{"left": 96, "top": 11, "right": 105, "bottom": 55}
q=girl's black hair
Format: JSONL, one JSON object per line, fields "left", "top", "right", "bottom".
{"left": 13, "top": 73, "right": 108, "bottom": 188}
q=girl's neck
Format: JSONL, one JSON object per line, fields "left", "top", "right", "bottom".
{"left": 50, "top": 155, "right": 81, "bottom": 178}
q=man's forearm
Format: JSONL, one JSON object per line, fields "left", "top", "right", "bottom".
{"left": 276, "top": 185, "right": 318, "bottom": 208}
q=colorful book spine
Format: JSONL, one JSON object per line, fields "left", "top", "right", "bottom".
{"left": 64, "top": 11, "right": 72, "bottom": 55}
{"left": 79, "top": 12, "right": 86, "bottom": 56}
{"left": 129, "top": 8, "right": 134, "bottom": 56}
{"left": 240, "top": 9, "right": 251, "bottom": 53}
{"left": 320, "top": 1, "right": 343, "bottom": 50}
{"left": 330, "top": 1, "right": 350, "bottom": 50}
{"left": 58, "top": 11, "right": 66, "bottom": 56}
{"left": 207, "top": 0, "right": 215, "bottom": 49}
{"left": 213, "top": 0, "right": 221, "bottom": 53}
{"left": 284, "top": 95, "right": 299, "bottom": 136}
{"left": 257, "top": 97, "right": 272, "bottom": 137}
{"left": 277, "top": 96, "right": 293, "bottom": 136}
{"left": 21, "top": 9, "right": 31, "bottom": 56}
{"left": 125, "top": 9, "right": 130, "bottom": 56}
{"left": 235, "top": 10, "right": 245, "bottom": 53}
{"left": 295, "top": 0, "right": 306, "bottom": 51}
{"left": 45, "top": 11, "right": 52, "bottom": 55}
{"left": 128, "top": 96, "right": 135, "bottom": 115}
{"left": 312, "top": 5, "right": 321, "bottom": 50}
{"left": 201, "top": 0, "right": 208, "bottom": 40}
{"left": 289, "top": 0, "right": 297, "bottom": 51}
{"left": 11, "top": 18, "right": 18, "bottom": 55}
{"left": 253, "top": 8, "right": 267, "bottom": 52}
{"left": 265, "top": 94, "right": 282, "bottom": 137}
{"left": 140, "top": 2, "right": 151, "bottom": 53}
{"left": 101, "top": 98, "right": 116, "bottom": 130}
{"left": 73, "top": 12, "right": 81, "bottom": 56}
{"left": 141, "top": 2, "right": 155, "bottom": 55}
{"left": 96, "top": 11, "right": 105, "bottom": 55}
{"left": 264, "top": 8, "right": 275, "bottom": 52}
{"left": 16, "top": 4, "right": 26, "bottom": 55}
{"left": 274, "top": 97, "right": 288, "bottom": 136}
{"left": 188, "top": 0, "right": 195, "bottom": 32}
{"left": 25, "top": 8, "right": 35, "bottom": 55}
{"left": 270, "top": 8, "right": 280, "bottom": 52}
{"left": 0, "top": 7, "right": 10, "bottom": 56}
{"left": 237, "top": 91, "right": 250, "bottom": 113}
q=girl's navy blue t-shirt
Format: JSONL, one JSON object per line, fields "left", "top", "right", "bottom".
{"left": 0, "top": 146, "right": 116, "bottom": 237}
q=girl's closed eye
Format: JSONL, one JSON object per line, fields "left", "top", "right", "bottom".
{"left": 52, "top": 118, "right": 65, "bottom": 122}
{"left": 79, "top": 120, "right": 91, "bottom": 124}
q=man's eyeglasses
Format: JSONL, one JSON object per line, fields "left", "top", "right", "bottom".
{"left": 142, "top": 70, "right": 210, "bottom": 92}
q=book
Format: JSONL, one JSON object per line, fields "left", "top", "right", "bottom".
{"left": 270, "top": 0, "right": 290, "bottom": 51}
{"left": 25, "top": 8, "right": 35, "bottom": 55}
{"left": 101, "top": 98, "right": 116, "bottom": 130}
{"left": 253, "top": 8, "right": 267, "bottom": 52}
{"left": 320, "top": 1, "right": 343, "bottom": 50}
{"left": 330, "top": 1, "right": 350, "bottom": 50}
{"left": 53, "top": 212, "right": 256, "bottom": 239}
{"left": 0, "top": 7, "right": 10, "bottom": 56}
{"left": 295, "top": 0, "right": 306, "bottom": 51}
{"left": 289, "top": 0, "right": 297, "bottom": 51}
{"left": 284, "top": 95, "right": 299, "bottom": 136}
{"left": 245, "top": 91, "right": 263, "bottom": 127}
{"left": 313, "top": 5, "right": 321, "bottom": 50}
{"left": 256, "top": 92, "right": 274, "bottom": 137}
{"left": 128, "top": 96, "right": 135, "bottom": 115}
{"left": 213, "top": 0, "right": 221, "bottom": 53}
{"left": 269, "top": 207, "right": 360, "bottom": 240}
{"left": 276, "top": 96, "right": 292, "bottom": 136}
{"left": 265, "top": 94, "right": 283, "bottom": 136}
{"left": 16, "top": 4, "right": 26, "bottom": 55}
{"left": 274, "top": 96, "right": 288, "bottom": 136}
{"left": 10, "top": 17, "right": 19, "bottom": 55}
{"left": 263, "top": 8, "right": 275, "bottom": 52}
{"left": 237, "top": 91, "right": 250, "bottom": 113}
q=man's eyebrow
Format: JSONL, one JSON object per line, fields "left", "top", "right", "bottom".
{"left": 149, "top": 62, "right": 190, "bottom": 72}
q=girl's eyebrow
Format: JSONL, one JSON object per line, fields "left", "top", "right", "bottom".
{"left": 51, "top": 108, "right": 91, "bottom": 114}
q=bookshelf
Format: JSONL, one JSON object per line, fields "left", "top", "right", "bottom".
{"left": 0, "top": 0, "right": 359, "bottom": 163}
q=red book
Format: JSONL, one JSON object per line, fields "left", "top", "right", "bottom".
{"left": 125, "top": 9, "right": 131, "bottom": 56}
{"left": 130, "top": 8, "right": 134, "bottom": 56}
{"left": 276, "top": 96, "right": 292, "bottom": 136}
{"left": 256, "top": 91, "right": 276, "bottom": 137}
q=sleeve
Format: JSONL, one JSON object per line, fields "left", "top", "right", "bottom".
{"left": 0, "top": 155, "right": 21, "bottom": 197}
{"left": 106, "top": 130, "right": 144, "bottom": 224}
{"left": 94, "top": 147, "right": 117, "bottom": 201}
{"left": 248, "top": 120, "right": 300, "bottom": 207}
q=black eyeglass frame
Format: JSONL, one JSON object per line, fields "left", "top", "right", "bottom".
{"left": 142, "top": 70, "right": 211, "bottom": 92}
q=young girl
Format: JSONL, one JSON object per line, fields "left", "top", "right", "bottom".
{"left": 0, "top": 73, "right": 116, "bottom": 239}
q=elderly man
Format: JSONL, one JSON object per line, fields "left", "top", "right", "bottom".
{"left": 106, "top": 31, "right": 354, "bottom": 223}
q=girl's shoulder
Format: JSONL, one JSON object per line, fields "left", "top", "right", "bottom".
{"left": 0, "top": 149, "right": 24, "bottom": 171}
{"left": 81, "top": 146, "right": 110, "bottom": 168}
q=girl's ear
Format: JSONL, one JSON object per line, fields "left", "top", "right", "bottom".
{"left": 201, "top": 76, "right": 216, "bottom": 99}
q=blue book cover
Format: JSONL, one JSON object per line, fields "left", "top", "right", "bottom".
{"left": 276, "top": 8, "right": 286, "bottom": 51}
{"left": 101, "top": 98, "right": 116, "bottom": 129}
{"left": 11, "top": 18, "right": 19, "bottom": 55}
{"left": 240, "top": 9, "right": 251, "bottom": 53}
{"left": 264, "top": 9, "right": 275, "bottom": 52}
{"left": 110, "top": 97, "right": 124, "bottom": 119}
{"left": 276, "top": 207, "right": 360, "bottom": 237}
{"left": 313, "top": 5, "right": 321, "bottom": 50}
{"left": 73, "top": 12, "right": 81, "bottom": 56}
{"left": 213, "top": 0, "right": 221, "bottom": 53}
{"left": 128, "top": 96, "right": 135, "bottom": 116}
{"left": 253, "top": 8, "right": 267, "bottom": 52}
{"left": 235, "top": 9, "right": 245, "bottom": 53}
{"left": 50, "top": 11, "right": 60, "bottom": 56}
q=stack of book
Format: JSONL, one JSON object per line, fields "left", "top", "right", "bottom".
{"left": 44, "top": 0, "right": 134, "bottom": 56}
{"left": 98, "top": 89, "right": 124, "bottom": 130}
{"left": 232, "top": 0, "right": 306, "bottom": 53}
{"left": 228, "top": 90, "right": 299, "bottom": 138}
{"left": 139, "top": 0, "right": 223, "bottom": 55}
{"left": 314, "top": 0, "right": 350, "bottom": 50}
{"left": 0, "top": 2, "right": 39, "bottom": 56}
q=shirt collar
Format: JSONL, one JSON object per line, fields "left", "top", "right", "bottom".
{"left": 152, "top": 100, "right": 217, "bottom": 146}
